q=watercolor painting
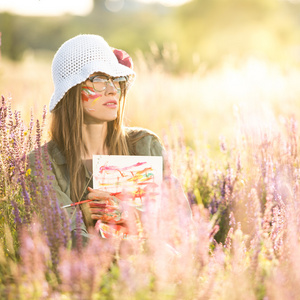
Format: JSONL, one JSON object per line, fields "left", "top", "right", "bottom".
{"left": 93, "top": 155, "right": 163, "bottom": 207}
{"left": 93, "top": 155, "right": 163, "bottom": 238}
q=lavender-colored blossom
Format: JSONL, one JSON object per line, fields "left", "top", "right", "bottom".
{"left": 74, "top": 208, "right": 84, "bottom": 253}
{"left": 11, "top": 200, "right": 22, "bottom": 227}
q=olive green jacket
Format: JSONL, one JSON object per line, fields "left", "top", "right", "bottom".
{"left": 28, "top": 127, "right": 164, "bottom": 243}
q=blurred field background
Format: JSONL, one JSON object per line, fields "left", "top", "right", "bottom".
{"left": 1, "top": 0, "right": 300, "bottom": 151}
{"left": 2, "top": 0, "right": 300, "bottom": 299}
{"left": 3, "top": 53, "right": 300, "bottom": 152}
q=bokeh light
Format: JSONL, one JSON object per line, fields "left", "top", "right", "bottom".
{"left": 0, "top": 0, "right": 93, "bottom": 16}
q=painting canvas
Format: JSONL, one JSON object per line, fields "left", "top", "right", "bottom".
{"left": 93, "top": 155, "right": 163, "bottom": 238}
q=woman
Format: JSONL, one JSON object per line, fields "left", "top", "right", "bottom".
{"left": 30, "top": 34, "right": 164, "bottom": 244}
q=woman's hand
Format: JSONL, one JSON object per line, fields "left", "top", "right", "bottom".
{"left": 86, "top": 187, "right": 127, "bottom": 224}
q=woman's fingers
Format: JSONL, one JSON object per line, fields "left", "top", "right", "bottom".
{"left": 86, "top": 188, "right": 131, "bottom": 224}
{"left": 90, "top": 207, "right": 119, "bottom": 214}
{"left": 91, "top": 215, "right": 124, "bottom": 224}
{"left": 90, "top": 208, "right": 107, "bottom": 214}
{"left": 86, "top": 188, "right": 112, "bottom": 200}
{"left": 89, "top": 202, "right": 107, "bottom": 208}
{"left": 90, "top": 209, "right": 124, "bottom": 223}
{"left": 87, "top": 189, "right": 121, "bottom": 209}
{"left": 89, "top": 199, "right": 120, "bottom": 208}
{"left": 86, "top": 188, "right": 119, "bottom": 206}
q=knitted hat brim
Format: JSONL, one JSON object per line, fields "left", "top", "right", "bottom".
{"left": 50, "top": 61, "right": 135, "bottom": 112}
{"left": 49, "top": 34, "right": 135, "bottom": 112}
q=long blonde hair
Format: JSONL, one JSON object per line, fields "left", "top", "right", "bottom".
{"left": 50, "top": 81, "right": 133, "bottom": 228}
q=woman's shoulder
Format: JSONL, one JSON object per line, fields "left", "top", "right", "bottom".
{"left": 28, "top": 140, "right": 66, "bottom": 166}
{"left": 125, "top": 127, "right": 164, "bottom": 156}
{"left": 125, "top": 126, "right": 158, "bottom": 138}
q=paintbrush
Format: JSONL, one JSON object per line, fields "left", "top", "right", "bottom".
{"left": 61, "top": 192, "right": 122, "bottom": 209}
{"left": 61, "top": 199, "right": 93, "bottom": 209}
{"left": 61, "top": 191, "right": 130, "bottom": 209}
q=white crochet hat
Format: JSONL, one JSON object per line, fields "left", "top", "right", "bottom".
{"left": 49, "top": 34, "right": 135, "bottom": 112}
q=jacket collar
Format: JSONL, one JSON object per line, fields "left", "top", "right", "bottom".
{"left": 48, "top": 140, "right": 66, "bottom": 165}
{"left": 49, "top": 140, "right": 92, "bottom": 180}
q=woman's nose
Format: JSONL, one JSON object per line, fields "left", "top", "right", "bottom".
{"left": 105, "top": 80, "right": 118, "bottom": 94}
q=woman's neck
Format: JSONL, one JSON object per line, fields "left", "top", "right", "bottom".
{"left": 82, "top": 122, "right": 108, "bottom": 159}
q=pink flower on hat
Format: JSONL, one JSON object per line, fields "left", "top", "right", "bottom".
{"left": 113, "top": 48, "right": 133, "bottom": 70}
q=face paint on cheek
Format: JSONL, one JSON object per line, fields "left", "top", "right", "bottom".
{"left": 81, "top": 85, "right": 103, "bottom": 103}
{"left": 91, "top": 94, "right": 102, "bottom": 106}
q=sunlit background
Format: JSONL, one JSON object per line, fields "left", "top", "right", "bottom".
{"left": 3, "top": 3, "right": 300, "bottom": 297}
{"left": 0, "top": 0, "right": 191, "bottom": 15}
{"left": 1, "top": 0, "right": 300, "bottom": 150}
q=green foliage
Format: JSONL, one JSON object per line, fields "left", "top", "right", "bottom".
{"left": 99, "top": 264, "right": 120, "bottom": 300}
{"left": 173, "top": 0, "right": 300, "bottom": 70}
{"left": 1, "top": 0, "right": 300, "bottom": 71}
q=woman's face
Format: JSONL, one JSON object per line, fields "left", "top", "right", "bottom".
{"left": 81, "top": 72, "right": 121, "bottom": 124}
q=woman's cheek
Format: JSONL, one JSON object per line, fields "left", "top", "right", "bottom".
{"left": 82, "top": 92, "right": 89, "bottom": 102}
{"left": 82, "top": 92, "right": 103, "bottom": 108}
{"left": 91, "top": 94, "right": 103, "bottom": 106}
{"left": 81, "top": 85, "right": 103, "bottom": 104}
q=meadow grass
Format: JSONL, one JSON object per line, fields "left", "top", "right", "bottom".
{"left": 0, "top": 53, "right": 300, "bottom": 299}
{"left": 1, "top": 53, "right": 300, "bottom": 149}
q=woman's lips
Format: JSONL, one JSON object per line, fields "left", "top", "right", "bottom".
{"left": 103, "top": 100, "right": 118, "bottom": 108}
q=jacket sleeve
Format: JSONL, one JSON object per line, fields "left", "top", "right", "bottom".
{"left": 132, "top": 130, "right": 164, "bottom": 157}
{"left": 28, "top": 145, "right": 91, "bottom": 247}
{"left": 150, "top": 136, "right": 164, "bottom": 157}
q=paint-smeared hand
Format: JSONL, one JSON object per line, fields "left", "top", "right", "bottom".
{"left": 86, "top": 187, "right": 127, "bottom": 224}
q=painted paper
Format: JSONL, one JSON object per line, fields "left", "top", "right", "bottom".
{"left": 93, "top": 155, "right": 163, "bottom": 238}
